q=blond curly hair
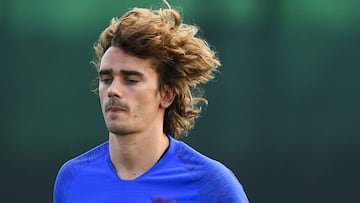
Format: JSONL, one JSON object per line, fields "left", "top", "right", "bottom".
{"left": 92, "top": 6, "right": 220, "bottom": 138}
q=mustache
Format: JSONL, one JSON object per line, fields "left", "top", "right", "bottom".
{"left": 105, "top": 98, "right": 129, "bottom": 111}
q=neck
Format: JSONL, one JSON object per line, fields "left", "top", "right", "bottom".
{"left": 109, "top": 131, "right": 169, "bottom": 180}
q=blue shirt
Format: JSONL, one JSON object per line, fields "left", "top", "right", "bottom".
{"left": 54, "top": 135, "right": 249, "bottom": 202}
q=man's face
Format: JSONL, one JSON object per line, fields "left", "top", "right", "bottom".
{"left": 98, "top": 46, "right": 164, "bottom": 136}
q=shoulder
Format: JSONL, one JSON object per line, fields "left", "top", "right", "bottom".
{"left": 57, "top": 141, "right": 109, "bottom": 176}
{"left": 54, "top": 142, "right": 109, "bottom": 201}
{"left": 174, "top": 139, "right": 249, "bottom": 202}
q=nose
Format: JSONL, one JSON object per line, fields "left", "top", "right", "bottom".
{"left": 107, "top": 77, "right": 123, "bottom": 98}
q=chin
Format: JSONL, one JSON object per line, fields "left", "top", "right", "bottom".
{"left": 107, "top": 125, "right": 133, "bottom": 136}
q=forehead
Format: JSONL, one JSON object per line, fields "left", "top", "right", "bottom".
{"left": 100, "top": 46, "right": 157, "bottom": 73}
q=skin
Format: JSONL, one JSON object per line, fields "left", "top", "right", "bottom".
{"left": 98, "top": 46, "right": 174, "bottom": 180}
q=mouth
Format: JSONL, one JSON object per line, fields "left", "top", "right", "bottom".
{"left": 106, "top": 106, "right": 126, "bottom": 113}
{"left": 105, "top": 98, "right": 128, "bottom": 114}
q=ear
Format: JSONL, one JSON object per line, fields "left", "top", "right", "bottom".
{"left": 160, "top": 85, "right": 175, "bottom": 108}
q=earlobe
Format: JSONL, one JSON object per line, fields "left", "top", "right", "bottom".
{"left": 160, "top": 86, "right": 175, "bottom": 108}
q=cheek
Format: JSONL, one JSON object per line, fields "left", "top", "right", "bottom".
{"left": 98, "top": 89, "right": 107, "bottom": 109}
{"left": 98, "top": 84, "right": 106, "bottom": 96}
{"left": 133, "top": 90, "right": 161, "bottom": 114}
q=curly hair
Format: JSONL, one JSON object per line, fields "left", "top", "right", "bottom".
{"left": 92, "top": 6, "right": 220, "bottom": 138}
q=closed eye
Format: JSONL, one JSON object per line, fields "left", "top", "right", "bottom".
{"left": 98, "top": 69, "right": 113, "bottom": 85}
{"left": 99, "top": 76, "right": 113, "bottom": 85}
{"left": 124, "top": 77, "right": 139, "bottom": 85}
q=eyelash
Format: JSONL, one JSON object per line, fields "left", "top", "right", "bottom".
{"left": 100, "top": 77, "right": 112, "bottom": 84}
{"left": 124, "top": 79, "right": 139, "bottom": 84}
{"left": 100, "top": 77, "right": 139, "bottom": 85}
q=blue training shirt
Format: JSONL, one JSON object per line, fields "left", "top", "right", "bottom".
{"left": 54, "top": 135, "right": 249, "bottom": 203}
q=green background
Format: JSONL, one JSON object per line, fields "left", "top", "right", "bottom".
{"left": 1, "top": 0, "right": 359, "bottom": 202}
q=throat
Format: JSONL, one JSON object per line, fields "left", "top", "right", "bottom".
{"left": 115, "top": 145, "right": 169, "bottom": 180}
{"left": 109, "top": 133, "right": 170, "bottom": 180}
{"left": 118, "top": 170, "right": 142, "bottom": 180}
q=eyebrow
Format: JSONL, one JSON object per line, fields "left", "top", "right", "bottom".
{"left": 98, "top": 69, "right": 144, "bottom": 77}
{"left": 98, "top": 69, "right": 112, "bottom": 76}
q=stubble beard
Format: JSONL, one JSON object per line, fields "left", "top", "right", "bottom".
{"left": 102, "top": 97, "right": 133, "bottom": 136}
{"left": 107, "top": 124, "right": 134, "bottom": 137}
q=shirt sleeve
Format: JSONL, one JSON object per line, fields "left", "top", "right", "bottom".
{"left": 216, "top": 168, "right": 249, "bottom": 203}
{"left": 53, "top": 162, "right": 72, "bottom": 203}
{"left": 197, "top": 162, "right": 249, "bottom": 203}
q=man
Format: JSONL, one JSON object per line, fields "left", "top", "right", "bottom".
{"left": 54, "top": 2, "right": 249, "bottom": 202}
